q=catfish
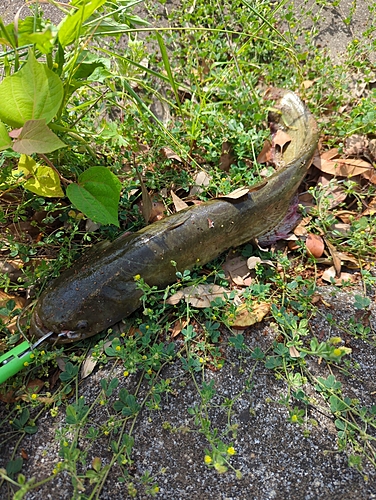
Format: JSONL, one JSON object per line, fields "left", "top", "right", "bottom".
{"left": 30, "top": 90, "right": 318, "bottom": 343}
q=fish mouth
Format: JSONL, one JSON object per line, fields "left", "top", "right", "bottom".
{"left": 30, "top": 309, "right": 82, "bottom": 344}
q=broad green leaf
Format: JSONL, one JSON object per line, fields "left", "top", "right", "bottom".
{"left": 0, "top": 51, "right": 63, "bottom": 128}
{"left": 14, "top": 154, "right": 64, "bottom": 197}
{"left": 22, "top": 28, "right": 55, "bottom": 54}
{"left": 12, "top": 119, "right": 66, "bottom": 154}
{"left": 66, "top": 166, "right": 121, "bottom": 226}
{"left": 58, "top": 0, "right": 107, "bottom": 48}
{"left": 0, "top": 121, "right": 11, "bottom": 150}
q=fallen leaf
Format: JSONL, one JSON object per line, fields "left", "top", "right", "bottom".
{"left": 324, "top": 238, "right": 341, "bottom": 277}
{"left": 160, "top": 147, "right": 183, "bottom": 162}
{"left": 171, "top": 190, "right": 188, "bottom": 211}
{"left": 320, "top": 148, "right": 339, "bottom": 161}
{"left": 21, "top": 449, "right": 28, "bottom": 460}
{"left": 189, "top": 171, "right": 211, "bottom": 196}
{"left": 167, "top": 284, "right": 234, "bottom": 308}
{"left": 314, "top": 155, "right": 372, "bottom": 177}
{"left": 316, "top": 175, "right": 347, "bottom": 209}
{"left": 257, "top": 140, "right": 272, "bottom": 163}
{"left": 289, "top": 346, "right": 300, "bottom": 358}
{"left": 223, "top": 256, "right": 251, "bottom": 286}
{"left": 170, "top": 319, "right": 188, "bottom": 338}
{"left": 219, "top": 141, "right": 235, "bottom": 172}
{"left": 246, "top": 256, "right": 262, "bottom": 269}
{"left": 247, "top": 256, "right": 274, "bottom": 270}
{"left": 219, "top": 187, "right": 249, "bottom": 200}
{"left": 229, "top": 302, "right": 270, "bottom": 328}
{"left": 81, "top": 340, "right": 112, "bottom": 379}
{"left": 362, "top": 197, "right": 376, "bottom": 216}
{"left": 272, "top": 129, "right": 291, "bottom": 150}
{"left": 301, "top": 80, "right": 315, "bottom": 89}
{"left": 321, "top": 266, "right": 356, "bottom": 285}
{"left": 360, "top": 167, "right": 376, "bottom": 185}
{"left": 293, "top": 216, "right": 311, "bottom": 236}
{"left": 149, "top": 200, "right": 165, "bottom": 222}
{"left": 330, "top": 222, "right": 351, "bottom": 235}
{"left": 306, "top": 233, "right": 325, "bottom": 258}
{"left": 136, "top": 170, "right": 152, "bottom": 223}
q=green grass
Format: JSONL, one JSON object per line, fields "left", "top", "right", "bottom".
{"left": 0, "top": 0, "right": 376, "bottom": 497}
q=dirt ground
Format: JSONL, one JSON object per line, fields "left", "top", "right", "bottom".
{"left": 0, "top": 1, "right": 376, "bottom": 499}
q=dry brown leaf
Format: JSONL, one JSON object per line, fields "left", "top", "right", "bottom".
{"left": 149, "top": 201, "right": 165, "bottom": 222}
{"left": 136, "top": 171, "right": 152, "bottom": 223}
{"left": 229, "top": 302, "right": 270, "bottom": 328}
{"left": 247, "top": 256, "right": 274, "bottom": 269}
{"left": 289, "top": 346, "right": 300, "bottom": 358}
{"left": 362, "top": 197, "right": 376, "bottom": 216}
{"left": 220, "top": 187, "right": 249, "bottom": 200}
{"left": 360, "top": 167, "right": 376, "bottom": 185}
{"left": 189, "top": 171, "right": 211, "bottom": 196}
{"left": 170, "top": 319, "right": 188, "bottom": 338}
{"left": 171, "top": 190, "right": 188, "bottom": 212}
{"left": 302, "top": 80, "right": 315, "bottom": 89}
{"left": 166, "top": 284, "right": 234, "bottom": 308}
{"left": 273, "top": 129, "right": 292, "bottom": 149}
{"left": 330, "top": 223, "right": 351, "bottom": 235}
{"left": 317, "top": 176, "right": 347, "bottom": 209}
{"left": 293, "top": 216, "right": 311, "bottom": 236}
{"left": 219, "top": 141, "right": 235, "bottom": 172}
{"left": 160, "top": 147, "right": 183, "bottom": 162}
{"left": 81, "top": 340, "right": 113, "bottom": 379}
{"left": 324, "top": 238, "right": 341, "bottom": 277}
{"left": 223, "top": 256, "right": 251, "bottom": 286}
{"left": 320, "top": 148, "right": 339, "bottom": 161}
{"left": 322, "top": 266, "right": 356, "bottom": 285}
{"left": 337, "top": 252, "right": 360, "bottom": 269}
{"left": 314, "top": 155, "right": 372, "bottom": 177}
{"left": 257, "top": 140, "right": 272, "bottom": 163}
{"left": 306, "top": 233, "right": 325, "bottom": 258}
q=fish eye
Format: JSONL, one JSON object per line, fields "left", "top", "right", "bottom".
{"left": 75, "top": 320, "right": 88, "bottom": 330}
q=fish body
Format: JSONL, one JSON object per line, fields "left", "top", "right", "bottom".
{"left": 30, "top": 90, "right": 319, "bottom": 343}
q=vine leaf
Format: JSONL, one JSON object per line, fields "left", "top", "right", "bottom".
{"left": 66, "top": 166, "right": 121, "bottom": 226}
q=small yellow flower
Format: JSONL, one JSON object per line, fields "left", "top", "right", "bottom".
{"left": 147, "top": 369, "right": 153, "bottom": 375}
{"left": 30, "top": 353, "right": 35, "bottom": 359}
{"left": 123, "top": 371, "right": 129, "bottom": 377}
{"left": 31, "top": 393, "right": 37, "bottom": 400}
{"left": 23, "top": 361, "right": 29, "bottom": 367}
{"left": 40, "top": 350, "right": 45, "bottom": 355}
{"left": 227, "top": 446, "right": 236, "bottom": 456}
{"left": 134, "top": 274, "right": 141, "bottom": 281}
{"left": 333, "top": 348, "right": 342, "bottom": 357}
{"left": 152, "top": 486, "right": 159, "bottom": 493}
{"left": 204, "top": 455, "right": 212, "bottom": 464}
{"left": 199, "top": 357, "right": 205, "bottom": 364}
{"left": 63, "top": 441, "right": 69, "bottom": 447}
{"left": 291, "top": 414, "right": 298, "bottom": 423}
{"left": 115, "top": 345, "right": 121, "bottom": 351}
